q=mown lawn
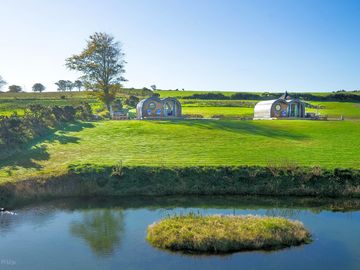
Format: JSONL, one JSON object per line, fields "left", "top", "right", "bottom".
{"left": 308, "top": 102, "right": 360, "bottom": 119}
{"left": 182, "top": 106, "right": 254, "bottom": 118}
{"left": 1, "top": 119, "right": 359, "bottom": 182}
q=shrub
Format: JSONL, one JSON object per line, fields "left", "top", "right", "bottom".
{"left": 0, "top": 103, "right": 93, "bottom": 152}
{"left": 211, "top": 114, "right": 225, "bottom": 119}
{"left": 125, "top": 95, "right": 140, "bottom": 108}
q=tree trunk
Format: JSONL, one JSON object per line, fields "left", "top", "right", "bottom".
{"left": 108, "top": 105, "right": 113, "bottom": 119}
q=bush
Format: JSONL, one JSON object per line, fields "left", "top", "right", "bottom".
{"left": 211, "top": 114, "right": 225, "bottom": 119}
{"left": 125, "top": 95, "right": 140, "bottom": 108}
{"left": 0, "top": 103, "right": 93, "bottom": 152}
{"left": 75, "top": 102, "right": 93, "bottom": 120}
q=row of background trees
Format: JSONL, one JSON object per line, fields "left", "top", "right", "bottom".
{"left": 55, "top": 80, "right": 83, "bottom": 92}
{"left": 0, "top": 77, "right": 84, "bottom": 93}
{"left": 0, "top": 83, "right": 45, "bottom": 93}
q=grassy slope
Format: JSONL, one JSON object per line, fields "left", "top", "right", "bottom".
{"left": 0, "top": 90, "right": 145, "bottom": 116}
{"left": 182, "top": 107, "right": 254, "bottom": 118}
{"left": 1, "top": 91, "right": 360, "bottom": 119}
{"left": 1, "top": 119, "right": 359, "bottom": 182}
{"left": 307, "top": 102, "right": 360, "bottom": 119}
{"left": 181, "top": 101, "right": 360, "bottom": 119}
{"left": 155, "top": 90, "right": 237, "bottom": 98}
{"left": 156, "top": 91, "right": 360, "bottom": 119}
{"left": 1, "top": 90, "right": 359, "bottom": 183}
{"left": 155, "top": 90, "right": 359, "bottom": 98}
{"left": 2, "top": 99, "right": 359, "bottom": 119}
{"left": 0, "top": 92, "right": 99, "bottom": 116}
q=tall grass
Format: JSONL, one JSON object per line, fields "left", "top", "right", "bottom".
{"left": 147, "top": 214, "right": 311, "bottom": 253}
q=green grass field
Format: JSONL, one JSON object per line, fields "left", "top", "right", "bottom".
{"left": 307, "top": 102, "right": 360, "bottom": 119}
{"left": 182, "top": 103, "right": 360, "bottom": 119}
{"left": 1, "top": 90, "right": 359, "bottom": 183}
{"left": 182, "top": 107, "right": 254, "bottom": 118}
{"left": 1, "top": 119, "right": 359, "bottom": 182}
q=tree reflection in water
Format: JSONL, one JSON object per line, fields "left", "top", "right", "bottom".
{"left": 70, "top": 209, "right": 125, "bottom": 257}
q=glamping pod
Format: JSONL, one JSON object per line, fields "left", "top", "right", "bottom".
{"left": 136, "top": 96, "right": 182, "bottom": 119}
{"left": 254, "top": 92, "right": 306, "bottom": 120}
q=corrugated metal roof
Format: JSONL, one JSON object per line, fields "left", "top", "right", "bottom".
{"left": 254, "top": 100, "right": 277, "bottom": 119}
{"left": 254, "top": 100, "right": 277, "bottom": 106}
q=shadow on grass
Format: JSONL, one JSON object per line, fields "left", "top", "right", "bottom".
{"left": 156, "top": 120, "right": 308, "bottom": 140}
{"left": 0, "top": 122, "right": 95, "bottom": 174}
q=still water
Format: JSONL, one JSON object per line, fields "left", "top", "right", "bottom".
{"left": 0, "top": 196, "right": 359, "bottom": 270}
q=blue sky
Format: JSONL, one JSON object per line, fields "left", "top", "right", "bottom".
{"left": 0, "top": 0, "right": 359, "bottom": 92}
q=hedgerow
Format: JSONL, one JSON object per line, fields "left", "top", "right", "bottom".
{"left": 0, "top": 103, "right": 92, "bottom": 151}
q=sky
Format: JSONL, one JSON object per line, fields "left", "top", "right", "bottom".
{"left": 0, "top": 0, "right": 360, "bottom": 92}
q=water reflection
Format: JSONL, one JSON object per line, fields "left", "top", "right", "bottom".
{"left": 0, "top": 196, "right": 359, "bottom": 270}
{"left": 70, "top": 209, "right": 125, "bottom": 257}
{"left": 0, "top": 206, "right": 56, "bottom": 233}
{"left": 10, "top": 195, "right": 360, "bottom": 213}
{"left": 264, "top": 208, "right": 302, "bottom": 219}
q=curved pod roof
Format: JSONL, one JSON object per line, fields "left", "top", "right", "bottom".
{"left": 136, "top": 96, "right": 182, "bottom": 119}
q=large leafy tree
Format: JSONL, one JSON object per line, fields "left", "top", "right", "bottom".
{"left": 66, "top": 80, "right": 74, "bottom": 91}
{"left": 0, "top": 75, "right": 7, "bottom": 90}
{"left": 66, "top": 32, "right": 126, "bottom": 113}
{"left": 55, "top": 80, "right": 67, "bottom": 92}
{"left": 32, "top": 83, "right": 45, "bottom": 93}
{"left": 125, "top": 95, "right": 140, "bottom": 108}
{"left": 8, "top": 85, "right": 22, "bottom": 93}
{"left": 74, "top": 80, "right": 83, "bottom": 91}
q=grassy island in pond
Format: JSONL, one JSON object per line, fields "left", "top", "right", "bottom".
{"left": 147, "top": 214, "right": 311, "bottom": 253}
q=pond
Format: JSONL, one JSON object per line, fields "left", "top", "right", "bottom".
{"left": 0, "top": 196, "right": 359, "bottom": 270}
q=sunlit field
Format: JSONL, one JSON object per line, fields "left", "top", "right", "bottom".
{"left": 1, "top": 119, "right": 359, "bottom": 182}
